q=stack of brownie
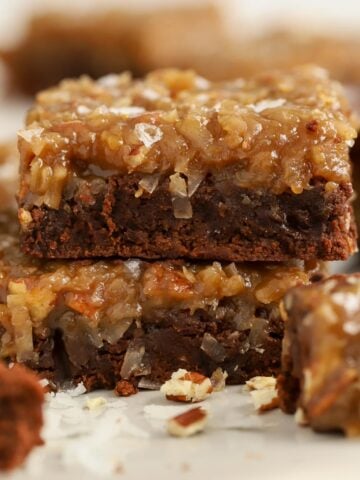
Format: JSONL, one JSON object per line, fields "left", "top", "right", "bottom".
{"left": 0, "top": 65, "right": 357, "bottom": 391}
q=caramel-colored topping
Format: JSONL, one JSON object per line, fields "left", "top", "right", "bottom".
{"left": 18, "top": 66, "right": 356, "bottom": 209}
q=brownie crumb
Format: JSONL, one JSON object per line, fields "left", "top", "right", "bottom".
{"left": 114, "top": 380, "right": 138, "bottom": 397}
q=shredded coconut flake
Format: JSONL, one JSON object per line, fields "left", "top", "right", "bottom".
{"left": 77, "top": 105, "right": 91, "bottom": 116}
{"left": 110, "top": 106, "right": 145, "bottom": 117}
{"left": 250, "top": 98, "right": 286, "bottom": 113}
{"left": 18, "top": 127, "right": 44, "bottom": 143}
{"left": 68, "top": 382, "right": 87, "bottom": 397}
{"left": 195, "top": 76, "right": 210, "bottom": 89}
{"left": 135, "top": 123, "right": 163, "bottom": 148}
{"left": 98, "top": 74, "right": 121, "bottom": 88}
{"left": 84, "top": 397, "right": 107, "bottom": 410}
{"left": 125, "top": 259, "right": 142, "bottom": 279}
{"left": 332, "top": 291, "right": 360, "bottom": 316}
{"left": 142, "top": 88, "right": 161, "bottom": 100}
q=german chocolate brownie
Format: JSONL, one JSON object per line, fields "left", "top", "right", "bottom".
{"left": 278, "top": 274, "right": 360, "bottom": 435}
{"left": 0, "top": 211, "right": 324, "bottom": 390}
{"left": 18, "top": 67, "right": 357, "bottom": 261}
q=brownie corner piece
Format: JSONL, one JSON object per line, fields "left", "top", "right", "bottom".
{"left": 17, "top": 66, "right": 357, "bottom": 261}
{"left": 278, "top": 273, "right": 360, "bottom": 435}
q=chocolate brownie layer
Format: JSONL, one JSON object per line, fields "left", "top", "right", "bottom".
{"left": 278, "top": 274, "right": 360, "bottom": 435}
{"left": 27, "top": 302, "right": 284, "bottom": 390}
{"left": 20, "top": 175, "right": 356, "bottom": 261}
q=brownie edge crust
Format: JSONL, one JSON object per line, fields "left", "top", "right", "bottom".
{"left": 20, "top": 176, "right": 356, "bottom": 261}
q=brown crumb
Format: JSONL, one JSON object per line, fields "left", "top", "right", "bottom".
{"left": 114, "top": 380, "right": 138, "bottom": 397}
{"left": 181, "top": 462, "right": 191, "bottom": 472}
{"left": 114, "top": 462, "right": 125, "bottom": 475}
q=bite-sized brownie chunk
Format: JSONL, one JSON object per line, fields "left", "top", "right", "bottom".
{"left": 0, "top": 363, "right": 44, "bottom": 471}
{"left": 0, "top": 211, "right": 325, "bottom": 389}
{"left": 278, "top": 274, "right": 360, "bottom": 435}
{"left": 18, "top": 67, "right": 357, "bottom": 261}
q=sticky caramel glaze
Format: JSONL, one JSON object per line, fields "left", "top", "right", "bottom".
{"left": 0, "top": 211, "right": 323, "bottom": 364}
{"left": 18, "top": 66, "right": 356, "bottom": 211}
{"left": 280, "top": 274, "right": 360, "bottom": 435}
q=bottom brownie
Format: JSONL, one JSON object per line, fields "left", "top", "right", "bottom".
{"left": 30, "top": 303, "right": 284, "bottom": 390}
{"left": 0, "top": 212, "right": 325, "bottom": 390}
{"left": 278, "top": 274, "right": 360, "bottom": 435}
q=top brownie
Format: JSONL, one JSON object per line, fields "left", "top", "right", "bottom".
{"left": 18, "top": 67, "right": 357, "bottom": 261}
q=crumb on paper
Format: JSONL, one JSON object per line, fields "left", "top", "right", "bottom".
{"left": 244, "top": 451, "right": 263, "bottom": 461}
{"left": 114, "top": 380, "right": 138, "bottom": 397}
{"left": 246, "top": 375, "right": 279, "bottom": 413}
{"left": 160, "top": 369, "right": 213, "bottom": 403}
{"left": 84, "top": 397, "right": 107, "bottom": 410}
{"left": 245, "top": 376, "right": 277, "bottom": 391}
{"left": 250, "top": 388, "right": 279, "bottom": 413}
{"left": 295, "top": 407, "right": 308, "bottom": 426}
{"left": 167, "top": 407, "right": 208, "bottom": 437}
{"left": 181, "top": 462, "right": 190, "bottom": 472}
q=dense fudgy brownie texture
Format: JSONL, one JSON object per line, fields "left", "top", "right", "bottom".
{"left": 23, "top": 303, "right": 283, "bottom": 391}
{"left": 278, "top": 274, "right": 360, "bottom": 435}
{"left": 20, "top": 175, "right": 356, "bottom": 261}
{"left": 0, "top": 363, "right": 44, "bottom": 471}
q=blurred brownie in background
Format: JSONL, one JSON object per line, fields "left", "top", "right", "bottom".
{"left": 1, "top": 5, "right": 227, "bottom": 95}
{"left": 1, "top": 11, "right": 137, "bottom": 95}
{"left": 223, "top": 32, "right": 360, "bottom": 84}
{"left": 4, "top": 5, "right": 360, "bottom": 95}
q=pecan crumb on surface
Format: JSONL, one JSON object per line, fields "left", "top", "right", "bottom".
{"left": 114, "top": 380, "right": 138, "bottom": 397}
{"left": 161, "top": 369, "right": 213, "bottom": 403}
{"left": 167, "top": 407, "right": 208, "bottom": 437}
